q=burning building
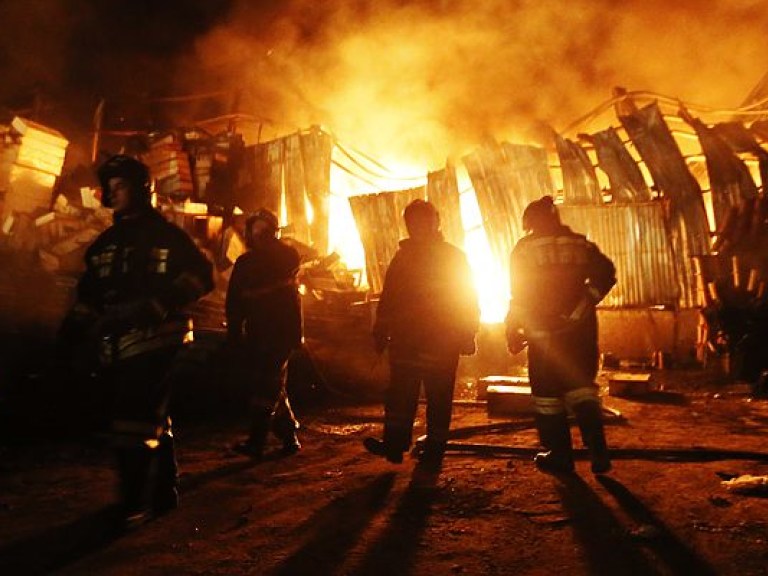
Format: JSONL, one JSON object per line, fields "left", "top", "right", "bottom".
{"left": 2, "top": 82, "right": 768, "bottom": 396}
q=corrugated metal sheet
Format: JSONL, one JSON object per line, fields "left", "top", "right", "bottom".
{"left": 427, "top": 161, "right": 464, "bottom": 248}
{"left": 500, "top": 143, "right": 555, "bottom": 212}
{"left": 463, "top": 142, "right": 520, "bottom": 276}
{"left": 464, "top": 141, "right": 554, "bottom": 282}
{"left": 584, "top": 127, "right": 651, "bottom": 202}
{"left": 256, "top": 138, "right": 284, "bottom": 216}
{"left": 284, "top": 133, "right": 310, "bottom": 245}
{"left": 300, "top": 128, "right": 333, "bottom": 255}
{"left": 559, "top": 203, "right": 679, "bottom": 308}
{"left": 714, "top": 122, "right": 768, "bottom": 192}
{"left": 687, "top": 114, "right": 758, "bottom": 230}
{"left": 239, "top": 130, "right": 333, "bottom": 251}
{"left": 618, "top": 101, "right": 711, "bottom": 306}
{"left": 348, "top": 187, "right": 425, "bottom": 293}
{"left": 555, "top": 134, "right": 602, "bottom": 205}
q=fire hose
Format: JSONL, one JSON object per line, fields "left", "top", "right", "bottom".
{"left": 413, "top": 414, "right": 768, "bottom": 464}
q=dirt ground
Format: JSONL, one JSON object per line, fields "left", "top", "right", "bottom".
{"left": 2, "top": 370, "right": 768, "bottom": 576}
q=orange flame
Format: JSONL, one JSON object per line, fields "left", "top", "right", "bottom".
{"left": 328, "top": 159, "right": 508, "bottom": 324}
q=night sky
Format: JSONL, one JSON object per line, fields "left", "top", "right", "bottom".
{"left": 0, "top": 0, "right": 238, "bottom": 131}
{"left": 2, "top": 0, "right": 767, "bottom": 166}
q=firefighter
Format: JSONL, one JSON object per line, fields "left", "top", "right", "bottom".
{"left": 226, "top": 208, "right": 302, "bottom": 459}
{"left": 506, "top": 195, "right": 616, "bottom": 474}
{"left": 59, "top": 155, "right": 214, "bottom": 526}
{"left": 363, "top": 200, "right": 480, "bottom": 470}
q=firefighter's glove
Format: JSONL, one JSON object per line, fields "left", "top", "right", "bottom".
{"left": 373, "top": 332, "right": 389, "bottom": 355}
{"left": 568, "top": 283, "right": 603, "bottom": 323}
{"left": 568, "top": 285, "right": 602, "bottom": 324}
{"left": 506, "top": 327, "right": 527, "bottom": 355}
{"left": 566, "top": 297, "right": 590, "bottom": 323}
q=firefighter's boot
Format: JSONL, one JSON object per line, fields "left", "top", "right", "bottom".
{"left": 572, "top": 400, "right": 612, "bottom": 474}
{"left": 116, "top": 444, "right": 155, "bottom": 528}
{"left": 234, "top": 406, "right": 272, "bottom": 459}
{"left": 152, "top": 428, "right": 179, "bottom": 515}
{"left": 418, "top": 439, "right": 447, "bottom": 471}
{"left": 272, "top": 412, "right": 301, "bottom": 455}
{"left": 272, "top": 394, "right": 301, "bottom": 455}
{"left": 533, "top": 413, "right": 575, "bottom": 474}
{"left": 363, "top": 437, "right": 404, "bottom": 464}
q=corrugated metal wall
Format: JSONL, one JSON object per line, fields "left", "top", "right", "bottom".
{"left": 240, "top": 128, "right": 333, "bottom": 250}
{"left": 348, "top": 186, "right": 425, "bottom": 293}
{"left": 426, "top": 162, "right": 464, "bottom": 248}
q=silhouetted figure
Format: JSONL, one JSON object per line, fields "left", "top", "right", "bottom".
{"left": 59, "top": 155, "right": 213, "bottom": 527}
{"left": 364, "top": 200, "right": 479, "bottom": 470}
{"left": 506, "top": 195, "right": 616, "bottom": 474}
{"left": 226, "top": 209, "right": 302, "bottom": 459}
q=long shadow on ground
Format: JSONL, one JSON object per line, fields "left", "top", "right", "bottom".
{"left": 0, "top": 505, "right": 123, "bottom": 576}
{"left": 352, "top": 467, "right": 439, "bottom": 575}
{"left": 556, "top": 474, "right": 661, "bottom": 576}
{"left": 271, "top": 472, "right": 396, "bottom": 576}
{"left": 0, "top": 452, "right": 272, "bottom": 575}
{"left": 597, "top": 475, "right": 718, "bottom": 576}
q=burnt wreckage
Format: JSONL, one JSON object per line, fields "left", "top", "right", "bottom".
{"left": 1, "top": 89, "right": 767, "bottom": 405}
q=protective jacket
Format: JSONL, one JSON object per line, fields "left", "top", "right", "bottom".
{"left": 62, "top": 208, "right": 213, "bottom": 365}
{"left": 508, "top": 224, "right": 616, "bottom": 337}
{"left": 374, "top": 235, "right": 479, "bottom": 363}
{"left": 226, "top": 237, "right": 302, "bottom": 353}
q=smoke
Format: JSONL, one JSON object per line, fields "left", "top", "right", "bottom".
{"left": 0, "top": 0, "right": 74, "bottom": 106}
{"left": 1, "top": 0, "right": 767, "bottom": 170}
{"left": 184, "top": 0, "right": 768, "bottom": 168}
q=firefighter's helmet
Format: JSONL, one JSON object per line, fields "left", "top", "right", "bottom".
{"left": 245, "top": 208, "right": 280, "bottom": 246}
{"left": 96, "top": 155, "right": 151, "bottom": 208}
{"left": 522, "top": 195, "right": 560, "bottom": 233}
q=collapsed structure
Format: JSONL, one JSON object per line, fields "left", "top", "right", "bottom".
{"left": 1, "top": 88, "right": 767, "bottom": 383}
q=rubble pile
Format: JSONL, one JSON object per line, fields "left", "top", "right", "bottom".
{"left": 0, "top": 117, "right": 67, "bottom": 214}
{"left": 0, "top": 118, "right": 109, "bottom": 331}
{"left": 138, "top": 128, "right": 244, "bottom": 207}
{"left": 694, "top": 194, "right": 768, "bottom": 381}
{"left": 145, "top": 132, "right": 194, "bottom": 199}
{"left": 0, "top": 117, "right": 111, "bottom": 276}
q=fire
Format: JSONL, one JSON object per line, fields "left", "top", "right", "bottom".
{"left": 327, "top": 156, "right": 508, "bottom": 324}
{"left": 327, "top": 161, "right": 368, "bottom": 274}
{"left": 456, "top": 166, "right": 509, "bottom": 324}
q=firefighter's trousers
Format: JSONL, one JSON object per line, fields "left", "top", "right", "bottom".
{"left": 240, "top": 345, "right": 300, "bottom": 450}
{"left": 384, "top": 353, "right": 459, "bottom": 457}
{"left": 527, "top": 316, "right": 608, "bottom": 466}
{"left": 105, "top": 348, "right": 180, "bottom": 516}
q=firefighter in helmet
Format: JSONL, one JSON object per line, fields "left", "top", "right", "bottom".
{"left": 226, "top": 208, "right": 302, "bottom": 459}
{"left": 59, "top": 155, "right": 214, "bottom": 526}
{"left": 363, "top": 199, "right": 480, "bottom": 470}
{"left": 506, "top": 195, "right": 616, "bottom": 474}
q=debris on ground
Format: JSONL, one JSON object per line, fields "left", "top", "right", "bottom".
{"left": 721, "top": 474, "right": 768, "bottom": 495}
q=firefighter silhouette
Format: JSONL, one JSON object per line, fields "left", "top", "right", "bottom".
{"left": 364, "top": 200, "right": 479, "bottom": 470}
{"left": 506, "top": 195, "right": 616, "bottom": 474}
{"left": 226, "top": 208, "right": 302, "bottom": 459}
{"left": 59, "top": 155, "right": 213, "bottom": 527}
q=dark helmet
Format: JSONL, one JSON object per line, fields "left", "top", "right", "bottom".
{"left": 96, "top": 155, "right": 151, "bottom": 208}
{"left": 522, "top": 195, "right": 560, "bottom": 233}
{"left": 403, "top": 199, "right": 440, "bottom": 236}
{"left": 245, "top": 208, "right": 280, "bottom": 247}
